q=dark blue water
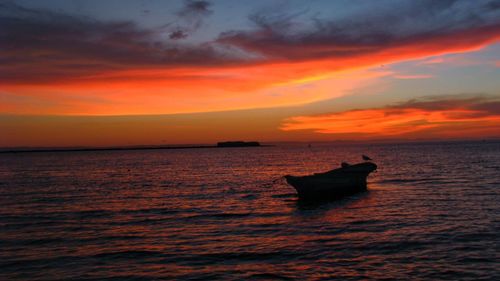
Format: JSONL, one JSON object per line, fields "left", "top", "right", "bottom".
{"left": 1, "top": 142, "right": 499, "bottom": 280}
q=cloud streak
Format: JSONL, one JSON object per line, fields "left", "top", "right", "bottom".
{"left": 281, "top": 95, "right": 500, "bottom": 139}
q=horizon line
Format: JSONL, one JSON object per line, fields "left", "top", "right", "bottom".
{"left": 2, "top": 138, "right": 499, "bottom": 154}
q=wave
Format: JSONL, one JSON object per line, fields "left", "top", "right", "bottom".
{"left": 271, "top": 193, "right": 296, "bottom": 198}
{"left": 182, "top": 212, "right": 253, "bottom": 220}
{"left": 92, "top": 250, "right": 165, "bottom": 260}
{"left": 181, "top": 250, "right": 297, "bottom": 264}
{"left": 247, "top": 273, "right": 295, "bottom": 280}
{"left": 375, "top": 177, "right": 454, "bottom": 184}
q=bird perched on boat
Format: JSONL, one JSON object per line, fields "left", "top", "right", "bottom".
{"left": 362, "top": 155, "right": 372, "bottom": 161}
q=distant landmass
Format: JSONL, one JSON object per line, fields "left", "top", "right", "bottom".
{"left": 1, "top": 141, "right": 267, "bottom": 153}
{"left": 217, "top": 141, "right": 260, "bottom": 147}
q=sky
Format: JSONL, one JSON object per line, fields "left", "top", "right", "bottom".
{"left": 1, "top": 0, "right": 500, "bottom": 147}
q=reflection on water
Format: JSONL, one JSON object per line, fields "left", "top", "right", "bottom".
{"left": 1, "top": 141, "right": 499, "bottom": 280}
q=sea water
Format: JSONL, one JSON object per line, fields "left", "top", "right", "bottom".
{"left": 1, "top": 141, "right": 499, "bottom": 280}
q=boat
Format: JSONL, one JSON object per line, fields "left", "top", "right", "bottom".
{"left": 284, "top": 162, "right": 377, "bottom": 200}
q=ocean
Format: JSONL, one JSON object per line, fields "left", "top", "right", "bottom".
{"left": 1, "top": 141, "right": 499, "bottom": 280}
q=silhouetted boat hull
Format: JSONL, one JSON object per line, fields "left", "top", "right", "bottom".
{"left": 285, "top": 162, "right": 377, "bottom": 199}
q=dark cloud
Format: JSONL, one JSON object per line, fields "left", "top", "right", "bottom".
{"left": 1, "top": 0, "right": 499, "bottom": 84}
{"left": 394, "top": 96, "right": 488, "bottom": 111}
{"left": 0, "top": 1, "right": 232, "bottom": 83}
{"left": 217, "top": 0, "right": 500, "bottom": 60}
{"left": 392, "top": 95, "right": 500, "bottom": 118}
{"left": 291, "top": 94, "right": 500, "bottom": 121}
{"left": 169, "top": 0, "right": 213, "bottom": 40}
{"left": 351, "top": 95, "right": 500, "bottom": 120}
{"left": 487, "top": 1, "right": 500, "bottom": 10}
{"left": 177, "top": 0, "right": 212, "bottom": 18}
{"left": 169, "top": 29, "right": 188, "bottom": 40}
{"left": 470, "top": 101, "right": 500, "bottom": 115}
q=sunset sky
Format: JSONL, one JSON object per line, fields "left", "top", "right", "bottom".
{"left": 1, "top": 0, "right": 500, "bottom": 147}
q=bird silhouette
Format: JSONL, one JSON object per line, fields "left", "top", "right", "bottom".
{"left": 362, "top": 154, "right": 372, "bottom": 161}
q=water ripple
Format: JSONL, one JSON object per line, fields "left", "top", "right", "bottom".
{"left": 1, "top": 141, "right": 499, "bottom": 280}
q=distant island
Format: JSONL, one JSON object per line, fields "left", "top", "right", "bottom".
{"left": 217, "top": 141, "right": 260, "bottom": 147}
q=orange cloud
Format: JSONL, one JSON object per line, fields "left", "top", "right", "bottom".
{"left": 2, "top": 2, "right": 500, "bottom": 115}
{"left": 3, "top": 25, "right": 498, "bottom": 116}
{"left": 281, "top": 96, "right": 500, "bottom": 139}
{"left": 1, "top": 68, "right": 388, "bottom": 115}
